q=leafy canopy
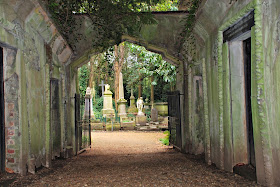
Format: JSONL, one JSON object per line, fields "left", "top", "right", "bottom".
{"left": 124, "top": 42, "right": 176, "bottom": 88}
{"left": 47, "top": 0, "right": 178, "bottom": 49}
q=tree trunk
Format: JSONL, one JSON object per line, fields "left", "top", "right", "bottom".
{"left": 114, "top": 43, "right": 125, "bottom": 111}
{"left": 89, "top": 59, "right": 96, "bottom": 101}
{"left": 114, "top": 45, "right": 119, "bottom": 111}
{"left": 138, "top": 82, "right": 142, "bottom": 98}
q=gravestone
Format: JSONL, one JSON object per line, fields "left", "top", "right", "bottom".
{"left": 151, "top": 108, "right": 158, "bottom": 122}
{"left": 101, "top": 84, "right": 115, "bottom": 117}
{"left": 117, "top": 72, "right": 127, "bottom": 121}
{"left": 83, "top": 87, "right": 95, "bottom": 120}
{"left": 136, "top": 97, "right": 146, "bottom": 126}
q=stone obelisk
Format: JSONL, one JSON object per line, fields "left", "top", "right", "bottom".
{"left": 117, "top": 72, "right": 127, "bottom": 121}
{"left": 127, "top": 88, "right": 138, "bottom": 114}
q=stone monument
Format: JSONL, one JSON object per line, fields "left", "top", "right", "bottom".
{"left": 101, "top": 84, "right": 115, "bottom": 117}
{"left": 127, "top": 88, "right": 138, "bottom": 114}
{"left": 117, "top": 72, "right": 127, "bottom": 121}
{"left": 83, "top": 87, "right": 95, "bottom": 119}
{"left": 136, "top": 97, "right": 146, "bottom": 125}
{"left": 151, "top": 108, "right": 158, "bottom": 122}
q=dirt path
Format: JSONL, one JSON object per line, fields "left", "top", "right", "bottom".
{"left": 1, "top": 131, "right": 260, "bottom": 186}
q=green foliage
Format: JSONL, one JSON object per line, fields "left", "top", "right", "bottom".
{"left": 90, "top": 48, "right": 115, "bottom": 95}
{"left": 144, "top": 108, "right": 151, "bottom": 121}
{"left": 82, "top": 136, "right": 90, "bottom": 144}
{"left": 123, "top": 42, "right": 176, "bottom": 101}
{"left": 47, "top": 0, "right": 178, "bottom": 50}
{"left": 92, "top": 96, "right": 103, "bottom": 117}
{"left": 105, "top": 124, "right": 121, "bottom": 131}
{"left": 159, "top": 130, "right": 170, "bottom": 146}
{"left": 180, "top": 0, "right": 202, "bottom": 45}
{"left": 137, "top": 0, "right": 179, "bottom": 11}
{"left": 78, "top": 64, "right": 90, "bottom": 103}
{"left": 124, "top": 43, "right": 176, "bottom": 85}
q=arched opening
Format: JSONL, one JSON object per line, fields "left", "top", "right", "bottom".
{"left": 73, "top": 42, "right": 177, "bottom": 153}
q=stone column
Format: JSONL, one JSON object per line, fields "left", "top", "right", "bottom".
{"left": 117, "top": 72, "right": 127, "bottom": 121}
{"left": 102, "top": 84, "right": 115, "bottom": 117}
{"left": 83, "top": 87, "right": 95, "bottom": 120}
{"left": 128, "top": 88, "right": 138, "bottom": 114}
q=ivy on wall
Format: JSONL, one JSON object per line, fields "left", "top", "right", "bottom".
{"left": 180, "top": 0, "right": 202, "bottom": 46}
{"left": 45, "top": 0, "right": 179, "bottom": 51}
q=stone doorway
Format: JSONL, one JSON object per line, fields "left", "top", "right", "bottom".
{"left": 228, "top": 34, "right": 256, "bottom": 180}
{"left": 0, "top": 47, "right": 5, "bottom": 172}
{"left": 223, "top": 10, "right": 256, "bottom": 173}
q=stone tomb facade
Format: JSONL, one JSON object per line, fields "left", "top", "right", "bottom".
{"left": 0, "top": 1, "right": 72, "bottom": 175}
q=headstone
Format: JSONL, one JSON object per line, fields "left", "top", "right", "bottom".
{"left": 127, "top": 88, "right": 138, "bottom": 114}
{"left": 83, "top": 87, "right": 95, "bottom": 119}
{"left": 117, "top": 72, "right": 127, "bottom": 121}
{"left": 101, "top": 84, "right": 115, "bottom": 117}
{"left": 99, "top": 80, "right": 106, "bottom": 96}
{"left": 151, "top": 108, "right": 158, "bottom": 122}
{"left": 136, "top": 97, "right": 146, "bottom": 126}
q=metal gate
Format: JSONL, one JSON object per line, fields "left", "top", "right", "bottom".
{"left": 75, "top": 94, "right": 91, "bottom": 154}
{"left": 167, "top": 91, "right": 182, "bottom": 149}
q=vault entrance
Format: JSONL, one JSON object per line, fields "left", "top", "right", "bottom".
{"left": 243, "top": 38, "right": 255, "bottom": 168}
{"left": 0, "top": 47, "right": 5, "bottom": 172}
{"left": 223, "top": 10, "right": 256, "bottom": 180}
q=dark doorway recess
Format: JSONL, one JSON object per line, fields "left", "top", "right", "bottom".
{"left": 233, "top": 38, "right": 256, "bottom": 182}
{"left": 167, "top": 91, "right": 181, "bottom": 150}
{"left": 0, "top": 47, "right": 5, "bottom": 172}
{"left": 244, "top": 37, "right": 256, "bottom": 168}
{"left": 50, "top": 79, "right": 61, "bottom": 158}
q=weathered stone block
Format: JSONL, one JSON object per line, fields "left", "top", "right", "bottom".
{"left": 136, "top": 115, "right": 147, "bottom": 126}
{"left": 151, "top": 108, "right": 158, "bottom": 122}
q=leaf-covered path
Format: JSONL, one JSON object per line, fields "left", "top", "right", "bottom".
{"left": 2, "top": 131, "right": 259, "bottom": 186}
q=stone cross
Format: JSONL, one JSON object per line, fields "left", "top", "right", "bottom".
{"left": 99, "top": 80, "right": 106, "bottom": 96}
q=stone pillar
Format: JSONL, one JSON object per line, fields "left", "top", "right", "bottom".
{"left": 151, "top": 108, "right": 158, "bottom": 122}
{"left": 83, "top": 87, "right": 95, "bottom": 119}
{"left": 102, "top": 84, "right": 115, "bottom": 117}
{"left": 128, "top": 88, "right": 138, "bottom": 114}
{"left": 117, "top": 72, "right": 127, "bottom": 121}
